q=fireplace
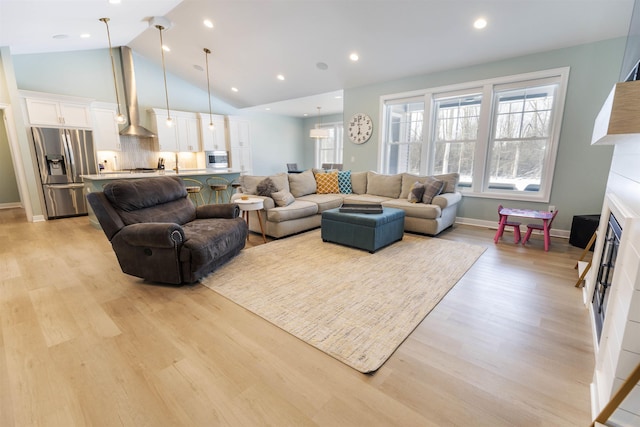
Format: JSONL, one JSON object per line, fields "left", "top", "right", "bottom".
{"left": 591, "top": 213, "right": 622, "bottom": 342}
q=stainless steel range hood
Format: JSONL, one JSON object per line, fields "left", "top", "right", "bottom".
{"left": 119, "top": 46, "right": 156, "bottom": 138}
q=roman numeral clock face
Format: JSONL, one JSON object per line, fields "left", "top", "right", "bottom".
{"left": 348, "top": 113, "right": 373, "bottom": 144}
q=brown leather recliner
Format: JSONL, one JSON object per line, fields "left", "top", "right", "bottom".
{"left": 87, "top": 176, "right": 248, "bottom": 285}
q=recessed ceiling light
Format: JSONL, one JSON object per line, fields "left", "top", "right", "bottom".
{"left": 349, "top": 53, "right": 359, "bottom": 61}
{"left": 162, "top": 45, "right": 170, "bottom": 52}
{"left": 277, "top": 74, "right": 285, "bottom": 81}
{"left": 52, "top": 34, "right": 69, "bottom": 40}
{"left": 231, "top": 87, "right": 239, "bottom": 92}
{"left": 109, "top": 0, "right": 122, "bottom": 4}
{"left": 204, "top": 19, "right": 214, "bottom": 28}
{"left": 265, "top": 107, "right": 271, "bottom": 111}
{"left": 193, "top": 64, "right": 203, "bottom": 71}
{"left": 335, "top": 95, "right": 342, "bottom": 99}
{"left": 80, "top": 33, "right": 91, "bottom": 39}
{"left": 303, "top": 113, "right": 308, "bottom": 117}
{"left": 474, "top": 18, "right": 487, "bottom": 29}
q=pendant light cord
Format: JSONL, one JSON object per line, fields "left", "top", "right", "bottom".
{"left": 157, "top": 25, "right": 172, "bottom": 124}
{"left": 99, "top": 18, "right": 124, "bottom": 121}
{"left": 204, "top": 48, "right": 213, "bottom": 127}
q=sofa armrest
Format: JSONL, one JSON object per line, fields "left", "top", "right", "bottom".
{"left": 432, "top": 192, "right": 462, "bottom": 210}
{"left": 196, "top": 203, "right": 240, "bottom": 219}
{"left": 117, "top": 223, "right": 185, "bottom": 248}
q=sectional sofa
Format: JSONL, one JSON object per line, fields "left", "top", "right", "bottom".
{"left": 230, "top": 170, "right": 462, "bottom": 239}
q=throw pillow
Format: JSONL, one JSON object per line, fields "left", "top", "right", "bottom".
{"left": 288, "top": 169, "right": 317, "bottom": 197}
{"left": 271, "top": 189, "right": 295, "bottom": 207}
{"left": 338, "top": 170, "right": 352, "bottom": 194}
{"left": 366, "top": 171, "right": 402, "bottom": 198}
{"left": 239, "top": 174, "right": 266, "bottom": 195}
{"left": 408, "top": 181, "right": 425, "bottom": 203}
{"left": 256, "top": 177, "right": 277, "bottom": 197}
{"left": 421, "top": 177, "right": 445, "bottom": 204}
{"left": 315, "top": 171, "right": 339, "bottom": 194}
{"left": 350, "top": 171, "right": 367, "bottom": 194}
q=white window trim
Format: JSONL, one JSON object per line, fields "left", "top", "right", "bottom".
{"left": 378, "top": 67, "right": 570, "bottom": 203}
{"left": 314, "top": 120, "right": 343, "bottom": 168}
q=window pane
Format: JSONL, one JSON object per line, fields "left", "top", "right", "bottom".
{"left": 383, "top": 100, "right": 424, "bottom": 173}
{"left": 488, "top": 84, "right": 557, "bottom": 191}
{"left": 432, "top": 94, "right": 481, "bottom": 185}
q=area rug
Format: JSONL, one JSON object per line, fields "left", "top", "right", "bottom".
{"left": 201, "top": 230, "right": 486, "bottom": 373}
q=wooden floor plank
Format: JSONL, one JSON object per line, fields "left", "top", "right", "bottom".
{"left": 0, "top": 208, "right": 594, "bottom": 426}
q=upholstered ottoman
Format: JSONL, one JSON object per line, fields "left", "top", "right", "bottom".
{"left": 321, "top": 207, "right": 405, "bottom": 253}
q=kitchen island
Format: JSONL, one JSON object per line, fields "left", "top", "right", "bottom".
{"left": 81, "top": 169, "right": 241, "bottom": 229}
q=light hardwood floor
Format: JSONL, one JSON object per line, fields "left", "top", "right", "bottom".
{"left": 0, "top": 208, "right": 595, "bottom": 426}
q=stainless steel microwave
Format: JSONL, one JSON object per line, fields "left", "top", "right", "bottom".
{"left": 205, "top": 150, "right": 228, "bottom": 168}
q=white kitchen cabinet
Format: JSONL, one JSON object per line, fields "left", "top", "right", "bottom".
{"left": 149, "top": 109, "right": 200, "bottom": 152}
{"left": 227, "top": 116, "right": 252, "bottom": 174}
{"left": 24, "top": 95, "right": 92, "bottom": 128}
{"left": 92, "top": 108, "right": 121, "bottom": 151}
{"left": 198, "top": 113, "right": 227, "bottom": 151}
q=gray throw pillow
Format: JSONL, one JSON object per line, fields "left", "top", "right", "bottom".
{"left": 422, "top": 177, "right": 445, "bottom": 204}
{"left": 408, "top": 182, "right": 425, "bottom": 203}
{"left": 288, "top": 169, "right": 317, "bottom": 197}
{"left": 257, "top": 177, "right": 277, "bottom": 197}
{"left": 433, "top": 173, "right": 460, "bottom": 193}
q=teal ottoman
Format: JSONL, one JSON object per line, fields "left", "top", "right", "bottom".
{"left": 321, "top": 207, "right": 405, "bottom": 253}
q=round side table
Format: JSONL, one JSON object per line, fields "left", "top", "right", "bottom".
{"left": 235, "top": 197, "right": 266, "bottom": 243}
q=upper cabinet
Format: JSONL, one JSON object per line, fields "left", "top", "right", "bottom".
{"left": 22, "top": 91, "right": 93, "bottom": 128}
{"left": 92, "top": 107, "right": 121, "bottom": 151}
{"left": 227, "top": 116, "right": 253, "bottom": 174}
{"left": 149, "top": 108, "right": 201, "bottom": 152}
{"left": 198, "top": 113, "right": 227, "bottom": 151}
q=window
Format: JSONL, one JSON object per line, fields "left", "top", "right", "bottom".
{"left": 379, "top": 68, "right": 568, "bottom": 201}
{"left": 315, "top": 122, "right": 343, "bottom": 168}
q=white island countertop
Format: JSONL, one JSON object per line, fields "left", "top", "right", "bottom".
{"left": 81, "top": 168, "right": 241, "bottom": 181}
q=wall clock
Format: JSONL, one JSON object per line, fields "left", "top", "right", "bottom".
{"left": 348, "top": 113, "right": 373, "bottom": 144}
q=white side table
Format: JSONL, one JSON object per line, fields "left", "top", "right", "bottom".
{"left": 235, "top": 197, "right": 266, "bottom": 243}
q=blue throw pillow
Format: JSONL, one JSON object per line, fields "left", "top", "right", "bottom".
{"left": 338, "top": 170, "right": 352, "bottom": 194}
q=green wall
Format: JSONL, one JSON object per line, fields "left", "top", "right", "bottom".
{"left": 343, "top": 37, "right": 626, "bottom": 231}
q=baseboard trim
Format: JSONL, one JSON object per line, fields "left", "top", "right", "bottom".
{"left": 0, "top": 202, "right": 22, "bottom": 210}
{"left": 32, "top": 214, "right": 46, "bottom": 222}
{"left": 455, "top": 216, "right": 570, "bottom": 239}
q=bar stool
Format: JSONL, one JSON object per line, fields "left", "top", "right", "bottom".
{"left": 230, "top": 179, "right": 242, "bottom": 196}
{"left": 182, "top": 178, "right": 206, "bottom": 206}
{"left": 206, "top": 176, "right": 230, "bottom": 204}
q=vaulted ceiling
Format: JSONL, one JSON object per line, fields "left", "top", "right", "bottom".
{"left": 0, "top": 0, "right": 635, "bottom": 116}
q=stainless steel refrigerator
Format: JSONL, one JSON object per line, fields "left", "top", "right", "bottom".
{"left": 32, "top": 127, "right": 97, "bottom": 219}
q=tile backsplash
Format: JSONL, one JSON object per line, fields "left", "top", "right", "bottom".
{"left": 96, "top": 136, "right": 198, "bottom": 171}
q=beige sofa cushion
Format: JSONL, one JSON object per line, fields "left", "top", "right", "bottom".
{"left": 350, "top": 171, "right": 367, "bottom": 194}
{"left": 382, "top": 199, "right": 442, "bottom": 220}
{"left": 297, "top": 193, "right": 344, "bottom": 213}
{"left": 366, "top": 171, "right": 402, "bottom": 198}
{"left": 265, "top": 200, "right": 318, "bottom": 222}
{"left": 288, "top": 169, "right": 317, "bottom": 197}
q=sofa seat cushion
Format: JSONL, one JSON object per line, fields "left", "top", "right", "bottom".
{"left": 381, "top": 199, "right": 442, "bottom": 219}
{"left": 265, "top": 200, "right": 318, "bottom": 223}
{"left": 297, "top": 193, "right": 344, "bottom": 212}
{"left": 342, "top": 194, "right": 392, "bottom": 204}
{"left": 179, "top": 218, "right": 247, "bottom": 264}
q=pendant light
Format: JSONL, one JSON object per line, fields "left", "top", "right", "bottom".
{"left": 99, "top": 18, "right": 126, "bottom": 124}
{"left": 204, "top": 48, "right": 214, "bottom": 131}
{"left": 156, "top": 24, "right": 173, "bottom": 127}
{"left": 310, "top": 106, "right": 330, "bottom": 138}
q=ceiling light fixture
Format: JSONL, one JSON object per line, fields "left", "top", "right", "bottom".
{"left": 277, "top": 74, "right": 285, "bottom": 81}
{"left": 156, "top": 24, "right": 172, "bottom": 127}
{"left": 231, "top": 87, "right": 238, "bottom": 92}
{"left": 350, "top": 53, "right": 359, "bottom": 61}
{"left": 204, "top": 19, "right": 214, "bottom": 28}
{"left": 474, "top": 18, "right": 487, "bottom": 29}
{"left": 99, "top": 18, "right": 126, "bottom": 124}
{"left": 203, "top": 47, "right": 215, "bottom": 131}
{"left": 310, "top": 106, "right": 330, "bottom": 139}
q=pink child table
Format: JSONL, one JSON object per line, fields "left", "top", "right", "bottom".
{"left": 494, "top": 207, "right": 554, "bottom": 251}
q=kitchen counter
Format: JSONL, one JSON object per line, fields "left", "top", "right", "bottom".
{"left": 81, "top": 169, "right": 242, "bottom": 229}
{"left": 81, "top": 168, "right": 240, "bottom": 180}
